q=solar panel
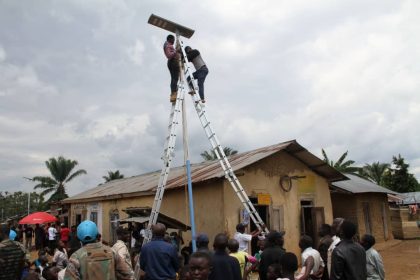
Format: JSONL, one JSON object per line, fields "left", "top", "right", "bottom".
{"left": 148, "top": 14, "right": 195, "bottom": 38}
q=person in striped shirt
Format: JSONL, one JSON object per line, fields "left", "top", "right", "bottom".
{"left": 0, "top": 224, "right": 29, "bottom": 280}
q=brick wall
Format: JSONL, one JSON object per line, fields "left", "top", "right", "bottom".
{"left": 356, "top": 193, "right": 393, "bottom": 242}
{"left": 331, "top": 192, "right": 393, "bottom": 242}
{"left": 331, "top": 193, "right": 358, "bottom": 225}
{"left": 390, "top": 207, "right": 420, "bottom": 239}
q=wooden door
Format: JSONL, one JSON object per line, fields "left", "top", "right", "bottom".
{"left": 311, "top": 207, "right": 325, "bottom": 248}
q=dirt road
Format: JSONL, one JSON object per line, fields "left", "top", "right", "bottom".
{"left": 380, "top": 239, "right": 420, "bottom": 280}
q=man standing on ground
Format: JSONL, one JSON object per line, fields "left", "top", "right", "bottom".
{"left": 64, "top": 220, "right": 123, "bottom": 279}
{"left": 318, "top": 224, "right": 333, "bottom": 280}
{"left": 24, "top": 224, "right": 34, "bottom": 251}
{"left": 330, "top": 221, "right": 367, "bottom": 280}
{"left": 209, "top": 233, "right": 242, "bottom": 280}
{"left": 164, "top": 34, "right": 180, "bottom": 103}
{"left": 112, "top": 227, "right": 135, "bottom": 280}
{"left": 34, "top": 224, "right": 44, "bottom": 250}
{"left": 185, "top": 46, "right": 209, "bottom": 103}
{"left": 196, "top": 233, "right": 212, "bottom": 255}
{"left": 48, "top": 223, "right": 57, "bottom": 251}
{"left": 360, "top": 234, "right": 385, "bottom": 280}
{"left": 140, "top": 223, "right": 179, "bottom": 280}
{"left": 234, "top": 223, "right": 263, "bottom": 253}
{"left": 259, "top": 231, "right": 286, "bottom": 280}
{"left": 295, "top": 235, "right": 324, "bottom": 280}
{"left": 67, "top": 225, "right": 81, "bottom": 257}
{"left": 327, "top": 218, "right": 344, "bottom": 276}
{"left": 60, "top": 223, "right": 70, "bottom": 248}
{"left": 228, "top": 239, "right": 248, "bottom": 277}
{"left": 0, "top": 224, "right": 29, "bottom": 279}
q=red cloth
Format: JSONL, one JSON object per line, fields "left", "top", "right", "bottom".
{"left": 60, "top": 227, "right": 70, "bottom": 241}
{"left": 164, "top": 41, "right": 176, "bottom": 59}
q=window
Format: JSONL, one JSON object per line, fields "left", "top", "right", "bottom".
{"left": 90, "top": 211, "right": 98, "bottom": 224}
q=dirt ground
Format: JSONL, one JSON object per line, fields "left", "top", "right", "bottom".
{"left": 379, "top": 239, "right": 420, "bottom": 280}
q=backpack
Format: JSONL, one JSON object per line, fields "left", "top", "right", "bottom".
{"left": 83, "top": 245, "right": 116, "bottom": 280}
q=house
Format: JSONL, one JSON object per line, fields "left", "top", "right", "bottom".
{"left": 399, "top": 192, "right": 420, "bottom": 206}
{"left": 62, "top": 140, "right": 346, "bottom": 256}
{"left": 330, "top": 174, "right": 395, "bottom": 242}
{"left": 389, "top": 191, "right": 420, "bottom": 239}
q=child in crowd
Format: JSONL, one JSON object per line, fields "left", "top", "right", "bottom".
{"left": 266, "top": 263, "right": 282, "bottom": 280}
{"left": 188, "top": 252, "right": 211, "bottom": 280}
{"left": 278, "top": 252, "right": 299, "bottom": 280}
{"left": 32, "top": 250, "right": 45, "bottom": 268}
{"left": 52, "top": 240, "right": 68, "bottom": 269}
{"left": 179, "top": 265, "right": 191, "bottom": 280}
{"left": 36, "top": 255, "right": 50, "bottom": 278}
{"left": 42, "top": 266, "right": 61, "bottom": 280}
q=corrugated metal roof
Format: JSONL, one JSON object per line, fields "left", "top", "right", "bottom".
{"left": 399, "top": 192, "right": 420, "bottom": 205}
{"left": 63, "top": 140, "right": 346, "bottom": 203}
{"left": 331, "top": 173, "right": 397, "bottom": 194}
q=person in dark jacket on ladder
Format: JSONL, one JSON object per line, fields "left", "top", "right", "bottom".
{"left": 164, "top": 34, "right": 180, "bottom": 103}
{"left": 185, "top": 46, "right": 209, "bottom": 103}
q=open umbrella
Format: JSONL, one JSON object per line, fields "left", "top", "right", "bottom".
{"left": 19, "top": 212, "right": 58, "bottom": 225}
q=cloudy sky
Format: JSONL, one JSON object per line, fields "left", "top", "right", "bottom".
{"left": 1, "top": 0, "right": 419, "bottom": 196}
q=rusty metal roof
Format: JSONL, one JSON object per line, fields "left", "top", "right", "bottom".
{"left": 63, "top": 140, "right": 346, "bottom": 203}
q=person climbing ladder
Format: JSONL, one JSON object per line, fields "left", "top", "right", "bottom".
{"left": 163, "top": 34, "right": 180, "bottom": 103}
{"left": 185, "top": 46, "right": 209, "bottom": 103}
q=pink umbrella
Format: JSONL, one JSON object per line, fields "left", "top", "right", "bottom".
{"left": 19, "top": 212, "right": 58, "bottom": 225}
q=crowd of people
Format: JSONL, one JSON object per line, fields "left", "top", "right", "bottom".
{"left": 0, "top": 218, "right": 385, "bottom": 280}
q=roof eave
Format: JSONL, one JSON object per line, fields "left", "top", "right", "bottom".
{"left": 62, "top": 190, "right": 155, "bottom": 204}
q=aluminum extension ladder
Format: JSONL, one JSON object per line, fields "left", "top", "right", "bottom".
{"left": 144, "top": 37, "right": 268, "bottom": 243}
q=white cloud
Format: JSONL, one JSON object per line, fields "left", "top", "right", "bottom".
{"left": 126, "top": 39, "right": 146, "bottom": 66}
{"left": 88, "top": 114, "right": 150, "bottom": 139}
{"left": 0, "top": 0, "right": 419, "bottom": 197}
{"left": 0, "top": 46, "right": 5, "bottom": 62}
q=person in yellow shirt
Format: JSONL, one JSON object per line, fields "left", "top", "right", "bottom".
{"left": 228, "top": 239, "right": 248, "bottom": 277}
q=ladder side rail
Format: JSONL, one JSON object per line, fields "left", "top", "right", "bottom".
{"left": 144, "top": 94, "right": 185, "bottom": 244}
{"left": 190, "top": 104, "right": 268, "bottom": 232}
{"left": 177, "top": 39, "right": 268, "bottom": 233}
{"left": 178, "top": 39, "right": 199, "bottom": 93}
{"left": 145, "top": 167, "right": 171, "bottom": 243}
{"left": 150, "top": 168, "right": 171, "bottom": 224}
{"left": 162, "top": 85, "right": 184, "bottom": 159}
{"left": 162, "top": 106, "right": 177, "bottom": 159}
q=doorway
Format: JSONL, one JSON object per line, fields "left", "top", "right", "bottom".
{"left": 249, "top": 197, "right": 269, "bottom": 255}
{"left": 300, "top": 200, "right": 325, "bottom": 248}
{"left": 75, "top": 214, "right": 82, "bottom": 226}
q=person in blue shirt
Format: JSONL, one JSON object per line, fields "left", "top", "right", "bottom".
{"left": 140, "top": 223, "right": 179, "bottom": 280}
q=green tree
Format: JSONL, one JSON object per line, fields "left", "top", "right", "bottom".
{"left": 321, "top": 149, "right": 362, "bottom": 176}
{"left": 361, "top": 162, "right": 390, "bottom": 186}
{"left": 201, "top": 147, "right": 238, "bottom": 161}
{"left": 103, "top": 170, "right": 124, "bottom": 182}
{"left": 0, "top": 191, "right": 46, "bottom": 221}
{"left": 382, "top": 155, "right": 420, "bottom": 193}
{"left": 31, "top": 156, "right": 87, "bottom": 203}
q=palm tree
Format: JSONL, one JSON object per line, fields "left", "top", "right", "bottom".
{"left": 31, "top": 156, "right": 87, "bottom": 203}
{"left": 360, "top": 162, "right": 390, "bottom": 185}
{"left": 321, "top": 149, "right": 361, "bottom": 175}
{"left": 103, "top": 170, "right": 124, "bottom": 182}
{"left": 201, "top": 147, "right": 238, "bottom": 161}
